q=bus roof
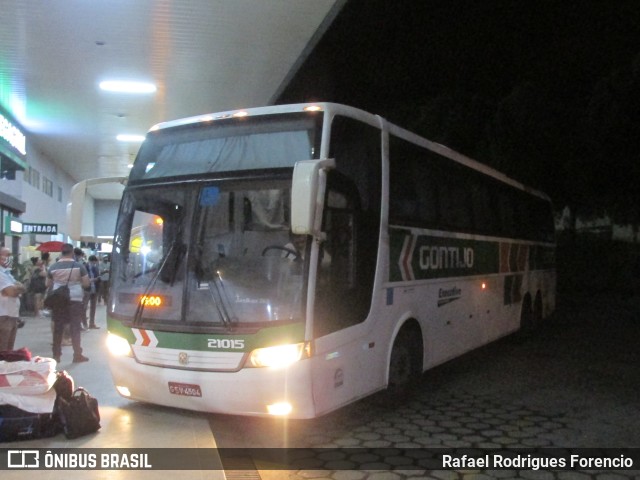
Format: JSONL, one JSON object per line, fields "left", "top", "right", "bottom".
{"left": 148, "top": 102, "right": 551, "bottom": 203}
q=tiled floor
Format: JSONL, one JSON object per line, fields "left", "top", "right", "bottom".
{"left": 3, "top": 306, "right": 225, "bottom": 479}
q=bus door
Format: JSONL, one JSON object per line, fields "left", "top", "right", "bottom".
{"left": 310, "top": 172, "right": 379, "bottom": 415}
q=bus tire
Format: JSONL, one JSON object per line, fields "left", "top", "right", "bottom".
{"left": 533, "top": 291, "right": 543, "bottom": 327}
{"left": 518, "top": 294, "right": 534, "bottom": 339}
{"left": 387, "top": 323, "right": 423, "bottom": 400}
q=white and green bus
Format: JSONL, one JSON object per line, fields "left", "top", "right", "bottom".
{"left": 70, "top": 103, "right": 555, "bottom": 419}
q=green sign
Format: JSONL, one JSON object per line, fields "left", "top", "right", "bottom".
{"left": 389, "top": 228, "right": 555, "bottom": 282}
{"left": 3, "top": 216, "right": 22, "bottom": 235}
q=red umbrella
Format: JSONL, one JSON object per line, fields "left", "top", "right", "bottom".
{"left": 36, "top": 241, "right": 65, "bottom": 253}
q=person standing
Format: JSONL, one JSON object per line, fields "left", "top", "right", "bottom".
{"left": 0, "top": 247, "right": 26, "bottom": 351}
{"left": 40, "top": 252, "right": 52, "bottom": 318}
{"left": 47, "top": 243, "right": 90, "bottom": 363}
{"left": 99, "top": 255, "right": 110, "bottom": 305}
{"left": 73, "top": 247, "right": 89, "bottom": 329}
{"left": 85, "top": 255, "right": 101, "bottom": 329}
{"left": 28, "top": 258, "right": 48, "bottom": 317}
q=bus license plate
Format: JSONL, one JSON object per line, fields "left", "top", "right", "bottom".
{"left": 168, "top": 382, "right": 202, "bottom": 397}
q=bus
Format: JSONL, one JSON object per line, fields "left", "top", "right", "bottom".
{"left": 69, "top": 103, "right": 555, "bottom": 419}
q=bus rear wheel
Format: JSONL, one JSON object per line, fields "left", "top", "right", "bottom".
{"left": 518, "top": 294, "right": 534, "bottom": 339}
{"left": 387, "top": 326, "right": 422, "bottom": 399}
{"left": 533, "top": 292, "right": 543, "bottom": 326}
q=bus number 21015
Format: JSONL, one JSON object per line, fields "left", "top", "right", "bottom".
{"left": 207, "top": 339, "right": 245, "bottom": 349}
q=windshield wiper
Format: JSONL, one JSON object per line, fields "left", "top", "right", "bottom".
{"left": 207, "top": 261, "right": 238, "bottom": 327}
{"left": 133, "top": 242, "right": 178, "bottom": 325}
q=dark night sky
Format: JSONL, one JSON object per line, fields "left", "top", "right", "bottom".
{"left": 279, "top": 0, "right": 640, "bottom": 217}
{"left": 283, "top": 0, "right": 640, "bottom": 109}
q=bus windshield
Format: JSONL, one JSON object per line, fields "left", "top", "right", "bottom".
{"left": 130, "top": 112, "right": 320, "bottom": 181}
{"left": 111, "top": 180, "right": 306, "bottom": 328}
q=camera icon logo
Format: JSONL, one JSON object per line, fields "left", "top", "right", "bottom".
{"left": 7, "top": 450, "right": 40, "bottom": 468}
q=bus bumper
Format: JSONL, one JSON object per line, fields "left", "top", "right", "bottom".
{"left": 107, "top": 354, "right": 317, "bottom": 419}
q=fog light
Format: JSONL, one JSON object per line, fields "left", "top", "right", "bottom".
{"left": 266, "top": 402, "right": 292, "bottom": 416}
{"left": 116, "top": 385, "right": 131, "bottom": 397}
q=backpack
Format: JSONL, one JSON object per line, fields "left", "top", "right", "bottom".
{"left": 44, "top": 284, "right": 71, "bottom": 310}
{"left": 43, "top": 263, "right": 75, "bottom": 311}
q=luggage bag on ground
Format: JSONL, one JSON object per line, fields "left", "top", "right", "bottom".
{"left": 0, "top": 403, "right": 59, "bottom": 442}
{"left": 57, "top": 387, "right": 101, "bottom": 439}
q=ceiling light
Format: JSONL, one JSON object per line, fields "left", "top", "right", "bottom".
{"left": 99, "top": 81, "right": 156, "bottom": 94}
{"left": 117, "top": 134, "right": 145, "bottom": 142}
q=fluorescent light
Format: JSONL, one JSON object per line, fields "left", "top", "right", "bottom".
{"left": 117, "top": 134, "right": 145, "bottom": 142}
{"left": 99, "top": 81, "right": 156, "bottom": 94}
{"left": 0, "top": 112, "right": 26, "bottom": 155}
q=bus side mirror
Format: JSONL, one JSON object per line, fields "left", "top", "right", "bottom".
{"left": 291, "top": 159, "right": 335, "bottom": 236}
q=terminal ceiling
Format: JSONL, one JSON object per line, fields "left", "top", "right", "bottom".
{"left": 0, "top": 0, "right": 341, "bottom": 199}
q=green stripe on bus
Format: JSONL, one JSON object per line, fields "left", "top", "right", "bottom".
{"left": 389, "top": 229, "right": 555, "bottom": 282}
{"left": 106, "top": 318, "right": 305, "bottom": 352}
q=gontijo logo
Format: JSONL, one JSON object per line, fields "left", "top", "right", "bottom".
{"left": 396, "top": 233, "right": 480, "bottom": 281}
{"left": 389, "top": 230, "right": 503, "bottom": 282}
{"left": 419, "top": 245, "right": 474, "bottom": 270}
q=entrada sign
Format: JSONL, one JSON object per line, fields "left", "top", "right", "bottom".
{"left": 22, "top": 223, "right": 58, "bottom": 234}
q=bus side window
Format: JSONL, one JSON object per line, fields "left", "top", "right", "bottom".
{"left": 495, "top": 189, "right": 515, "bottom": 237}
{"left": 470, "top": 180, "right": 495, "bottom": 235}
{"left": 436, "top": 172, "right": 472, "bottom": 231}
{"left": 314, "top": 181, "right": 368, "bottom": 337}
{"left": 324, "top": 208, "right": 354, "bottom": 289}
{"left": 414, "top": 161, "right": 438, "bottom": 226}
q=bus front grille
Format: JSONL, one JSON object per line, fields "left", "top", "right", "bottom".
{"left": 131, "top": 345, "right": 245, "bottom": 371}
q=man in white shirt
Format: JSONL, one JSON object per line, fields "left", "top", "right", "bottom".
{"left": 0, "top": 247, "right": 26, "bottom": 351}
{"left": 47, "top": 243, "right": 90, "bottom": 363}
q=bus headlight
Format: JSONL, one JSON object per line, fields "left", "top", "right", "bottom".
{"left": 248, "top": 342, "right": 310, "bottom": 368}
{"left": 107, "top": 333, "right": 133, "bottom": 357}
